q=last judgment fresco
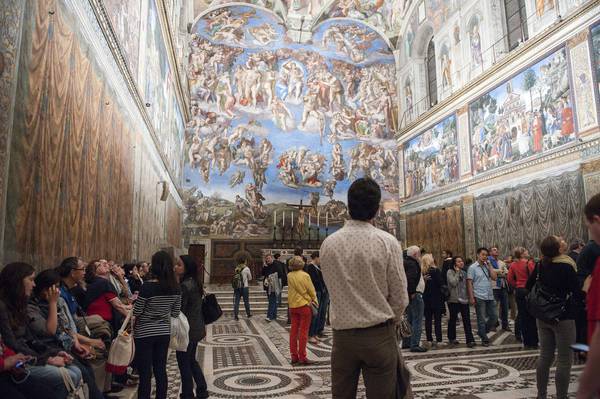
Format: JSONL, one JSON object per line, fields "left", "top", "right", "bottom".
{"left": 183, "top": 5, "right": 400, "bottom": 240}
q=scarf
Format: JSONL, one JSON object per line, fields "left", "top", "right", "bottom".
{"left": 552, "top": 254, "right": 577, "bottom": 270}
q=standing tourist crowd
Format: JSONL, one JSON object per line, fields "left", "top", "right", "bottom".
{"left": 1, "top": 177, "right": 599, "bottom": 399}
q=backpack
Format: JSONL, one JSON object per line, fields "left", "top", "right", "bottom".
{"left": 231, "top": 265, "right": 244, "bottom": 289}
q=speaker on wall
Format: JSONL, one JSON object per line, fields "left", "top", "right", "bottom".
{"left": 160, "top": 181, "right": 169, "bottom": 202}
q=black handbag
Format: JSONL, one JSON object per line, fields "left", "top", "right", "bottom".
{"left": 201, "top": 293, "right": 223, "bottom": 325}
{"left": 526, "top": 264, "right": 568, "bottom": 324}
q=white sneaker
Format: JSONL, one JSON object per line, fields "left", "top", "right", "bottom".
{"left": 265, "top": 318, "right": 272, "bottom": 322}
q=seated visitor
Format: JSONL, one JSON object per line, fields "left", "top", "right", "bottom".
{"left": 0, "top": 262, "right": 83, "bottom": 398}
{"left": 27, "top": 269, "right": 105, "bottom": 399}
{"left": 84, "top": 259, "right": 131, "bottom": 332}
{"left": 123, "top": 263, "right": 143, "bottom": 297}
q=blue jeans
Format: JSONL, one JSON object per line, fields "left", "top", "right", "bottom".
{"left": 494, "top": 288, "right": 509, "bottom": 329}
{"left": 234, "top": 287, "right": 251, "bottom": 318}
{"left": 475, "top": 298, "right": 498, "bottom": 342}
{"left": 267, "top": 292, "right": 278, "bottom": 320}
{"left": 28, "top": 364, "right": 82, "bottom": 398}
{"left": 405, "top": 293, "right": 424, "bottom": 349}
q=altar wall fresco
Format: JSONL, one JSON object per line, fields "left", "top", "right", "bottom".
{"left": 183, "top": 5, "right": 401, "bottom": 241}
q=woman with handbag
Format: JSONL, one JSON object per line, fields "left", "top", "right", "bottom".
{"left": 422, "top": 254, "right": 444, "bottom": 348}
{"left": 446, "top": 256, "right": 476, "bottom": 348}
{"left": 507, "top": 247, "right": 538, "bottom": 349}
{"left": 287, "top": 256, "right": 318, "bottom": 366}
{"left": 0, "top": 262, "right": 83, "bottom": 398}
{"left": 174, "top": 255, "right": 209, "bottom": 399}
{"left": 526, "top": 236, "right": 582, "bottom": 399}
{"left": 133, "top": 251, "right": 181, "bottom": 399}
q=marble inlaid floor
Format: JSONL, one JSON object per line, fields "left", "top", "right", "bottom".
{"left": 155, "top": 313, "right": 585, "bottom": 399}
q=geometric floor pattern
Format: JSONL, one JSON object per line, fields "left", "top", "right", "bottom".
{"left": 155, "top": 311, "right": 585, "bottom": 399}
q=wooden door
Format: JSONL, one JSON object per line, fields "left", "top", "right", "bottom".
{"left": 188, "top": 244, "right": 206, "bottom": 284}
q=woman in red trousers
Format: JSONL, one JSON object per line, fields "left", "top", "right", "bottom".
{"left": 287, "top": 256, "right": 318, "bottom": 366}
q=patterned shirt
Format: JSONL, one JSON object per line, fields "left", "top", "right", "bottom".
{"left": 320, "top": 220, "right": 409, "bottom": 330}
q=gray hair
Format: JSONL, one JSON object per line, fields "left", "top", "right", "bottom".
{"left": 407, "top": 246, "right": 421, "bottom": 259}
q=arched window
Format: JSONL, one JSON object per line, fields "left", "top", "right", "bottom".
{"left": 504, "top": 0, "right": 528, "bottom": 51}
{"left": 426, "top": 38, "right": 438, "bottom": 107}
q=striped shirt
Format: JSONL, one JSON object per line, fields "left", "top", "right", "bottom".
{"left": 133, "top": 281, "right": 181, "bottom": 339}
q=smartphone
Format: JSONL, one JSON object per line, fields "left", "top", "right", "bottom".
{"left": 15, "top": 360, "right": 24, "bottom": 368}
{"left": 570, "top": 343, "right": 589, "bottom": 352}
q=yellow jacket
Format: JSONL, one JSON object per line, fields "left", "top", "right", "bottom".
{"left": 287, "top": 270, "right": 318, "bottom": 309}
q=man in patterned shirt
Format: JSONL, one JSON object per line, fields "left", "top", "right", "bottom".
{"left": 321, "top": 178, "right": 409, "bottom": 398}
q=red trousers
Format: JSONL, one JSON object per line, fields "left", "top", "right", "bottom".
{"left": 289, "top": 305, "right": 312, "bottom": 362}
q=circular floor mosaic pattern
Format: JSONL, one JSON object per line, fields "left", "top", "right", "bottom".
{"left": 210, "top": 368, "right": 315, "bottom": 397}
{"left": 413, "top": 359, "right": 516, "bottom": 383}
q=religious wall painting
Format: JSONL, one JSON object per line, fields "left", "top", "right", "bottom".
{"left": 184, "top": 5, "right": 400, "bottom": 240}
{"left": 143, "top": 0, "right": 172, "bottom": 135}
{"left": 525, "top": 0, "right": 558, "bottom": 37}
{"left": 403, "top": 113, "right": 459, "bottom": 197}
{"left": 568, "top": 32, "right": 598, "bottom": 133}
{"left": 104, "top": 0, "right": 142, "bottom": 80}
{"left": 403, "top": 74, "right": 415, "bottom": 122}
{"left": 593, "top": 25, "right": 600, "bottom": 105}
{"left": 425, "top": 0, "right": 457, "bottom": 32}
{"left": 439, "top": 41, "right": 453, "bottom": 90}
{"left": 469, "top": 47, "right": 575, "bottom": 176}
{"left": 326, "top": 0, "right": 399, "bottom": 34}
{"left": 468, "top": 14, "right": 483, "bottom": 69}
{"left": 457, "top": 109, "right": 472, "bottom": 176}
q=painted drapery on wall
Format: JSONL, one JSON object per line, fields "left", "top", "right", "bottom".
{"left": 403, "top": 113, "right": 459, "bottom": 197}
{"left": 406, "top": 204, "right": 465, "bottom": 266}
{"left": 5, "top": 0, "right": 136, "bottom": 266}
{"left": 474, "top": 170, "right": 587, "bottom": 258}
{"left": 469, "top": 47, "right": 575, "bottom": 175}
{"left": 184, "top": 5, "right": 400, "bottom": 240}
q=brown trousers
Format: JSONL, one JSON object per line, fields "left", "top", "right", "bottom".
{"left": 331, "top": 322, "right": 398, "bottom": 399}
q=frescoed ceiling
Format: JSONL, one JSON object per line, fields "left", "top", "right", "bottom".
{"left": 183, "top": 4, "right": 401, "bottom": 241}
{"left": 193, "top": 0, "right": 411, "bottom": 37}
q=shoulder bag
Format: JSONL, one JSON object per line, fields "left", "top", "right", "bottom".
{"left": 106, "top": 310, "right": 134, "bottom": 375}
{"left": 59, "top": 366, "right": 88, "bottom": 399}
{"left": 202, "top": 292, "right": 223, "bottom": 325}
{"left": 526, "top": 263, "right": 569, "bottom": 324}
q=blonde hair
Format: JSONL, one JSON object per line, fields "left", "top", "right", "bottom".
{"left": 420, "top": 253, "right": 435, "bottom": 274}
{"left": 289, "top": 256, "right": 305, "bottom": 271}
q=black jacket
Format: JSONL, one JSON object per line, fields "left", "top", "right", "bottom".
{"left": 273, "top": 260, "right": 288, "bottom": 286}
{"left": 441, "top": 258, "right": 453, "bottom": 284}
{"left": 423, "top": 267, "right": 445, "bottom": 311}
{"left": 305, "top": 263, "right": 326, "bottom": 294}
{"left": 403, "top": 255, "right": 421, "bottom": 296}
{"left": 576, "top": 240, "right": 600, "bottom": 282}
{"left": 526, "top": 260, "right": 582, "bottom": 320}
{"left": 180, "top": 278, "right": 206, "bottom": 342}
